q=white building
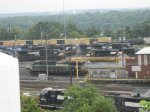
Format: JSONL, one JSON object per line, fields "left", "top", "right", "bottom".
{"left": 0, "top": 52, "right": 20, "bottom": 112}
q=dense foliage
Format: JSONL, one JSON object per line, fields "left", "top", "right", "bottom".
{"left": 21, "top": 84, "right": 116, "bottom": 112}
{"left": 140, "top": 100, "right": 150, "bottom": 111}
{"left": 63, "top": 84, "right": 117, "bottom": 112}
{"left": 21, "top": 96, "right": 60, "bottom": 112}
{"left": 21, "top": 96, "right": 43, "bottom": 112}
{"left": 0, "top": 9, "right": 150, "bottom": 40}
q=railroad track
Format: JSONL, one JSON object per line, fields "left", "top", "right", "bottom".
{"left": 19, "top": 61, "right": 150, "bottom": 96}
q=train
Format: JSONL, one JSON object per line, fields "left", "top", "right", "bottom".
{"left": 0, "top": 37, "right": 111, "bottom": 46}
{"left": 38, "top": 87, "right": 150, "bottom": 111}
{"left": 26, "top": 60, "right": 88, "bottom": 75}
{"left": 38, "top": 88, "right": 65, "bottom": 109}
{"left": 104, "top": 92, "right": 150, "bottom": 112}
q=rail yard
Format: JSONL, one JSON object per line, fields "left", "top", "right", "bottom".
{"left": 1, "top": 37, "right": 150, "bottom": 111}
{"left": 13, "top": 38, "right": 150, "bottom": 94}
{"left": 19, "top": 61, "right": 150, "bottom": 94}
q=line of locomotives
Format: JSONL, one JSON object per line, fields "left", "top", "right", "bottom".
{"left": 23, "top": 42, "right": 139, "bottom": 76}
{"left": 0, "top": 38, "right": 140, "bottom": 76}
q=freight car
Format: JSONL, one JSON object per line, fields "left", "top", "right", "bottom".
{"left": 17, "top": 45, "right": 65, "bottom": 61}
{"left": 87, "top": 49, "right": 119, "bottom": 57}
{"left": 27, "top": 60, "right": 87, "bottom": 75}
{"left": 123, "top": 48, "right": 140, "bottom": 57}
{"left": 0, "top": 37, "right": 111, "bottom": 46}
{"left": 104, "top": 92, "right": 150, "bottom": 112}
{"left": 112, "top": 43, "right": 130, "bottom": 51}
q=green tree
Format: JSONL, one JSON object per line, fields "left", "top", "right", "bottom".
{"left": 66, "top": 23, "right": 78, "bottom": 33}
{"left": 85, "top": 26, "right": 100, "bottom": 38}
{"left": 68, "top": 31, "right": 81, "bottom": 38}
{"left": 21, "top": 96, "right": 43, "bottom": 112}
{"left": 63, "top": 84, "right": 117, "bottom": 112}
{"left": 104, "top": 28, "right": 112, "bottom": 37}
{"left": 66, "top": 22, "right": 86, "bottom": 38}
{"left": 0, "top": 27, "right": 9, "bottom": 40}
{"left": 28, "top": 21, "right": 63, "bottom": 39}
{"left": 21, "top": 96, "right": 60, "bottom": 112}
{"left": 140, "top": 100, "right": 150, "bottom": 111}
{"left": 124, "top": 26, "right": 132, "bottom": 38}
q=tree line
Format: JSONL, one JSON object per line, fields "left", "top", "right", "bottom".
{"left": 0, "top": 9, "right": 150, "bottom": 40}
{"left": 1, "top": 20, "right": 150, "bottom": 40}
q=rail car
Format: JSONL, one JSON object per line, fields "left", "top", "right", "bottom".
{"left": 123, "top": 48, "right": 140, "bottom": 57}
{"left": 118, "top": 39, "right": 145, "bottom": 46}
{"left": 87, "top": 49, "right": 119, "bottom": 57}
{"left": 105, "top": 92, "right": 150, "bottom": 112}
{"left": 38, "top": 88, "right": 65, "bottom": 109}
{"left": 27, "top": 60, "right": 87, "bottom": 75}
{"left": 17, "top": 44, "right": 67, "bottom": 61}
{"left": 0, "top": 37, "right": 111, "bottom": 46}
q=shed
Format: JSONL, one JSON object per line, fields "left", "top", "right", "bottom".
{"left": 0, "top": 52, "right": 20, "bottom": 112}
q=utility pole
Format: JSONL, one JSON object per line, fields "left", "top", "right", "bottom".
{"left": 40, "top": 31, "right": 43, "bottom": 45}
{"left": 7, "top": 24, "right": 11, "bottom": 40}
{"left": 45, "top": 33, "right": 49, "bottom": 80}
{"left": 63, "top": 0, "right": 66, "bottom": 39}
{"left": 14, "top": 34, "right": 17, "bottom": 57}
{"left": 121, "top": 37, "right": 125, "bottom": 67}
{"left": 40, "top": 26, "right": 43, "bottom": 45}
{"left": 69, "top": 57, "right": 72, "bottom": 85}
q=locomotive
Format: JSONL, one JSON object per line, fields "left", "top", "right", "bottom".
{"left": 27, "top": 60, "right": 87, "bottom": 75}
{"left": 38, "top": 88, "right": 65, "bottom": 109}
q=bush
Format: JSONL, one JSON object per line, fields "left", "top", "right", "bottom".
{"left": 21, "top": 95, "right": 62, "bottom": 112}
{"left": 140, "top": 100, "right": 150, "bottom": 111}
{"left": 63, "top": 84, "right": 117, "bottom": 112}
{"left": 21, "top": 96, "right": 43, "bottom": 112}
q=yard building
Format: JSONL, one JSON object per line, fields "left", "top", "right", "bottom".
{"left": 126, "top": 47, "right": 150, "bottom": 79}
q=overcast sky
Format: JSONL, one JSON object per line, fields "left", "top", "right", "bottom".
{"left": 0, "top": 0, "right": 150, "bottom": 13}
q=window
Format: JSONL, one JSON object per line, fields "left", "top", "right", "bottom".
{"left": 138, "top": 55, "right": 142, "bottom": 65}
{"left": 144, "top": 55, "right": 148, "bottom": 65}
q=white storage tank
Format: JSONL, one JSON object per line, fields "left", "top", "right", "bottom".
{"left": 0, "top": 52, "right": 20, "bottom": 112}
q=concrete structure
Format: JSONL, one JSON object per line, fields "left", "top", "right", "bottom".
{"left": 0, "top": 52, "right": 20, "bottom": 112}
{"left": 126, "top": 47, "right": 150, "bottom": 78}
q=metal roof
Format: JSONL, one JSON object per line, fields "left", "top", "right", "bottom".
{"left": 135, "top": 47, "right": 150, "bottom": 54}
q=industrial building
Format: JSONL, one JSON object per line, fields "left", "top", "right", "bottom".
{"left": 126, "top": 47, "right": 150, "bottom": 79}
